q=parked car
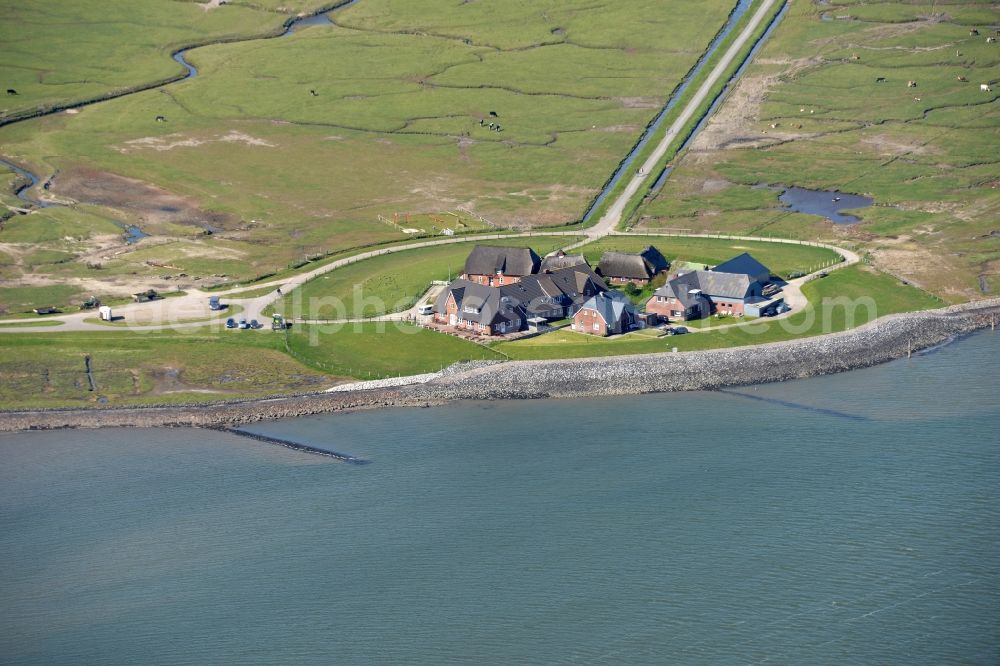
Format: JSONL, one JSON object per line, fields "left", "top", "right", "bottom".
{"left": 225, "top": 318, "right": 236, "bottom": 329}
{"left": 249, "top": 319, "right": 261, "bottom": 329}
{"left": 417, "top": 304, "right": 434, "bottom": 316}
{"left": 667, "top": 326, "right": 688, "bottom": 335}
{"left": 238, "top": 319, "right": 249, "bottom": 329}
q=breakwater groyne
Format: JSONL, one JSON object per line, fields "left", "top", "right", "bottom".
{"left": 208, "top": 426, "right": 369, "bottom": 463}
{"left": 1, "top": 300, "right": 997, "bottom": 433}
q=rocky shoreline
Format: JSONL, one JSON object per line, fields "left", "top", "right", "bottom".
{"left": 1, "top": 299, "right": 997, "bottom": 433}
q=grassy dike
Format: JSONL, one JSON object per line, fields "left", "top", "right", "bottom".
{"left": 0, "top": 321, "right": 503, "bottom": 409}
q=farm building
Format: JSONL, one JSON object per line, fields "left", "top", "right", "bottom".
{"left": 711, "top": 252, "right": 771, "bottom": 286}
{"left": 572, "top": 291, "right": 637, "bottom": 336}
{"left": 433, "top": 280, "right": 525, "bottom": 335}
{"left": 540, "top": 250, "right": 589, "bottom": 273}
{"left": 645, "top": 252, "right": 777, "bottom": 320}
{"left": 434, "top": 262, "right": 608, "bottom": 336}
{"left": 595, "top": 246, "right": 669, "bottom": 285}
{"left": 461, "top": 245, "right": 541, "bottom": 286}
{"left": 645, "top": 272, "right": 711, "bottom": 321}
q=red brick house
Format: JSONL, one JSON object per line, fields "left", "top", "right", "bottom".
{"left": 433, "top": 280, "right": 524, "bottom": 335}
{"left": 434, "top": 263, "right": 609, "bottom": 336}
{"left": 572, "top": 291, "right": 637, "bottom": 336}
{"left": 645, "top": 252, "right": 774, "bottom": 321}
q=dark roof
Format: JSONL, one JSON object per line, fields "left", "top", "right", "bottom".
{"left": 655, "top": 270, "right": 752, "bottom": 300}
{"left": 578, "top": 291, "right": 636, "bottom": 325}
{"left": 434, "top": 279, "right": 524, "bottom": 327}
{"left": 652, "top": 272, "right": 712, "bottom": 309}
{"left": 540, "top": 253, "right": 588, "bottom": 272}
{"left": 596, "top": 246, "right": 669, "bottom": 280}
{"left": 712, "top": 252, "right": 771, "bottom": 282}
{"left": 463, "top": 245, "right": 541, "bottom": 277}
{"left": 652, "top": 273, "right": 708, "bottom": 310}
{"left": 505, "top": 264, "right": 607, "bottom": 314}
{"left": 435, "top": 264, "right": 607, "bottom": 322}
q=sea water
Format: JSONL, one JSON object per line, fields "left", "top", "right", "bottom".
{"left": 1, "top": 332, "right": 998, "bottom": 664}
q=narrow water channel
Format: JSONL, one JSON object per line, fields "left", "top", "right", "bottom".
{"left": 650, "top": 0, "right": 791, "bottom": 192}
{"left": 581, "top": 0, "right": 760, "bottom": 223}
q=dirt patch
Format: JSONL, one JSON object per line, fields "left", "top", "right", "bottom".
{"left": 52, "top": 168, "right": 237, "bottom": 232}
{"left": 870, "top": 243, "right": 971, "bottom": 300}
{"left": 595, "top": 124, "right": 641, "bottom": 133}
{"left": 689, "top": 58, "right": 824, "bottom": 153}
{"left": 147, "top": 366, "right": 229, "bottom": 396}
{"left": 616, "top": 96, "right": 661, "bottom": 109}
{"left": 860, "top": 134, "right": 935, "bottom": 157}
{"left": 119, "top": 130, "right": 275, "bottom": 153}
{"left": 700, "top": 178, "right": 732, "bottom": 193}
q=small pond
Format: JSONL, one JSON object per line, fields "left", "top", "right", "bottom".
{"left": 757, "top": 185, "right": 874, "bottom": 224}
{"left": 286, "top": 13, "right": 333, "bottom": 34}
{"left": 111, "top": 221, "right": 148, "bottom": 244}
{"left": 780, "top": 186, "right": 873, "bottom": 224}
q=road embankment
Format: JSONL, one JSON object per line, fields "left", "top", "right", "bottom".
{"left": 1, "top": 299, "right": 997, "bottom": 432}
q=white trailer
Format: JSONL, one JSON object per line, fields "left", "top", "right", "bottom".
{"left": 99, "top": 305, "right": 113, "bottom": 321}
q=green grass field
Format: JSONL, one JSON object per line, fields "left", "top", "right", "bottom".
{"left": 0, "top": 0, "right": 736, "bottom": 301}
{"left": 494, "top": 264, "right": 944, "bottom": 359}
{"left": 578, "top": 235, "right": 843, "bottom": 279}
{"left": 272, "top": 237, "right": 577, "bottom": 319}
{"left": 633, "top": 0, "right": 1000, "bottom": 301}
{"left": 0, "top": 0, "right": 319, "bottom": 122}
{"left": 285, "top": 323, "right": 505, "bottom": 378}
{"left": 0, "top": 327, "right": 333, "bottom": 409}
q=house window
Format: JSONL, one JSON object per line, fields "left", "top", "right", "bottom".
{"left": 593, "top": 322, "right": 599, "bottom": 331}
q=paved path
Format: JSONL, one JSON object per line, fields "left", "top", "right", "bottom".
{"left": 569, "top": 0, "right": 783, "bottom": 245}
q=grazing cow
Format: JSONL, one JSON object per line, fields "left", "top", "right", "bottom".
{"left": 957, "top": 75, "right": 968, "bottom": 82}
{"left": 479, "top": 118, "right": 484, "bottom": 126}
{"left": 907, "top": 80, "right": 917, "bottom": 88}
{"left": 5, "top": 88, "right": 16, "bottom": 95}
{"left": 981, "top": 84, "right": 992, "bottom": 92}
{"left": 309, "top": 89, "right": 318, "bottom": 96}
{"left": 970, "top": 29, "right": 979, "bottom": 36}
{"left": 488, "top": 122, "right": 495, "bottom": 129}
{"left": 850, "top": 53, "right": 860, "bottom": 60}
{"left": 155, "top": 115, "right": 166, "bottom": 122}
{"left": 876, "top": 77, "right": 886, "bottom": 83}
{"left": 488, "top": 111, "right": 498, "bottom": 117}
{"left": 987, "top": 37, "right": 997, "bottom": 44}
